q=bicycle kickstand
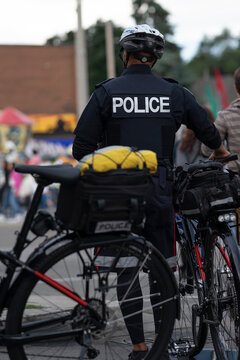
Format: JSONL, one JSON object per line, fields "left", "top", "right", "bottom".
{"left": 79, "top": 330, "right": 100, "bottom": 359}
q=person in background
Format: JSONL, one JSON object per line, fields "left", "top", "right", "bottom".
{"left": 176, "top": 106, "right": 215, "bottom": 166}
{"left": 202, "top": 67, "right": 240, "bottom": 242}
{"left": 27, "top": 149, "right": 41, "bottom": 165}
{"left": 202, "top": 67, "right": 240, "bottom": 171}
{"left": 72, "top": 24, "right": 230, "bottom": 360}
{"left": 0, "top": 154, "right": 23, "bottom": 222}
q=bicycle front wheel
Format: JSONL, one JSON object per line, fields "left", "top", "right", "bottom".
{"left": 205, "top": 232, "right": 240, "bottom": 360}
{"left": 5, "top": 234, "right": 177, "bottom": 360}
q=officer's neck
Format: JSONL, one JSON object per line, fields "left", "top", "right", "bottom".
{"left": 127, "top": 58, "right": 152, "bottom": 68}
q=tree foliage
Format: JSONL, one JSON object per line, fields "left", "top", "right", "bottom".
{"left": 132, "top": 0, "right": 174, "bottom": 36}
{"left": 46, "top": 31, "right": 75, "bottom": 46}
{"left": 86, "top": 20, "right": 123, "bottom": 94}
{"left": 188, "top": 29, "right": 240, "bottom": 76}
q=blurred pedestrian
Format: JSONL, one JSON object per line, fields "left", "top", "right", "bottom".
{"left": 0, "top": 155, "right": 23, "bottom": 222}
{"left": 176, "top": 106, "right": 215, "bottom": 166}
{"left": 202, "top": 67, "right": 240, "bottom": 241}
{"left": 202, "top": 67, "right": 240, "bottom": 173}
{"left": 27, "top": 149, "right": 41, "bottom": 165}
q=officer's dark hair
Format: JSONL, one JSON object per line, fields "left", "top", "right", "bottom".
{"left": 234, "top": 67, "right": 240, "bottom": 94}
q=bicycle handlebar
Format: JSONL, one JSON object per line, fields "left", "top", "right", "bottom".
{"left": 211, "top": 153, "right": 238, "bottom": 163}
{"left": 187, "top": 153, "right": 238, "bottom": 174}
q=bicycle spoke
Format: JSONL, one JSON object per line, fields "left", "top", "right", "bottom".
{"left": 206, "top": 235, "right": 240, "bottom": 358}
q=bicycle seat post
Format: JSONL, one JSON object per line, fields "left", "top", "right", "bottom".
{"left": 13, "top": 178, "right": 48, "bottom": 258}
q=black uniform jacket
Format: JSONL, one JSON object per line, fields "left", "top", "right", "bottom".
{"left": 73, "top": 64, "right": 221, "bottom": 162}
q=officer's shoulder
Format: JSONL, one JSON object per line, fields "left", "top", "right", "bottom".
{"left": 95, "top": 78, "right": 114, "bottom": 89}
{"left": 162, "top": 77, "right": 195, "bottom": 97}
{"left": 182, "top": 86, "right": 195, "bottom": 97}
{"left": 162, "top": 77, "right": 179, "bottom": 84}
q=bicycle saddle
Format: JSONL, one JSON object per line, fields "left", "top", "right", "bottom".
{"left": 15, "top": 163, "right": 80, "bottom": 184}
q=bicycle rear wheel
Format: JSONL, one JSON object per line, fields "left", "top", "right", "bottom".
{"left": 205, "top": 232, "right": 240, "bottom": 360}
{"left": 170, "top": 219, "right": 208, "bottom": 357}
{"left": 5, "top": 234, "right": 177, "bottom": 360}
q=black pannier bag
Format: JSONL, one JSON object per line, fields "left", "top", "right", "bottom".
{"left": 174, "top": 164, "right": 240, "bottom": 220}
{"left": 55, "top": 168, "right": 149, "bottom": 234}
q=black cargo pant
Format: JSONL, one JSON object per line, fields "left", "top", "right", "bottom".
{"left": 118, "top": 166, "right": 175, "bottom": 344}
{"left": 144, "top": 166, "right": 175, "bottom": 263}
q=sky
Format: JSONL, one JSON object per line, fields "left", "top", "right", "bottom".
{"left": 0, "top": 0, "right": 239, "bottom": 61}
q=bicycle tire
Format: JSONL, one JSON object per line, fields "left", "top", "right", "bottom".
{"left": 204, "top": 231, "right": 240, "bottom": 360}
{"left": 170, "top": 219, "right": 208, "bottom": 357}
{"left": 5, "top": 235, "right": 177, "bottom": 360}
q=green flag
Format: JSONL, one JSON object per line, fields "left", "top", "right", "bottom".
{"left": 205, "top": 83, "right": 219, "bottom": 118}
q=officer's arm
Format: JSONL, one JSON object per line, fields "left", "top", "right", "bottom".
{"left": 72, "top": 137, "right": 97, "bottom": 161}
{"left": 181, "top": 88, "right": 221, "bottom": 149}
{"left": 72, "top": 88, "right": 107, "bottom": 161}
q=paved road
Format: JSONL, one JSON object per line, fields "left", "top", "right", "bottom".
{"left": 0, "top": 220, "right": 233, "bottom": 360}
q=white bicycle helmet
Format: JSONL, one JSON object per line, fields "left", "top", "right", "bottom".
{"left": 119, "top": 24, "right": 164, "bottom": 59}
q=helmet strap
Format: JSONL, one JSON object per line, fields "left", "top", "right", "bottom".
{"left": 151, "top": 59, "right": 157, "bottom": 68}
{"left": 119, "top": 47, "right": 124, "bottom": 62}
{"left": 124, "top": 52, "right": 130, "bottom": 68}
{"left": 119, "top": 48, "right": 129, "bottom": 68}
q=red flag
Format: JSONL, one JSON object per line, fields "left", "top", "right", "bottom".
{"left": 214, "top": 68, "right": 229, "bottom": 109}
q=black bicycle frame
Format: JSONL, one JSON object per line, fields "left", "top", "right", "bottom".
{"left": 179, "top": 217, "right": 205, "bottom": 282}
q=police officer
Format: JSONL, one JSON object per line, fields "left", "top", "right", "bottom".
{"left": 72, "top": 24, "right": 230, "bottom": 360}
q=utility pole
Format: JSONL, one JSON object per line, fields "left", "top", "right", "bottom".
{"left": 75, "top": 0, "right": 89, "bottom": 117}
{"left": 105, "top": 21, "right": 116, "bottom": 79}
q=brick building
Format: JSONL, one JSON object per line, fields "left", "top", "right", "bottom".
{"left": 0, "top": 45, "right": 77, "bottom": 141}
{"left": 0, "top": 45, "right": 76, "bottom": 114}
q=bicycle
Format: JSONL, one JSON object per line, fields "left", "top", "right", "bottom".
{"left": 0, "top": 162, "right": 178, "bottom": 359}
{"left": 170, "top": 154, "right": 240, "bottom": 360}
{"left": 169, "top": 215, "right": 208, "bottom": 358}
